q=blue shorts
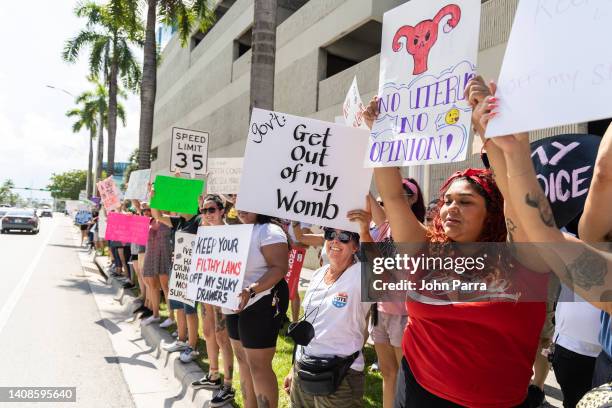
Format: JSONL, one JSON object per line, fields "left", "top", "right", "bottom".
{"left": 169, "top": 300, "right": 197, "bottom": 315}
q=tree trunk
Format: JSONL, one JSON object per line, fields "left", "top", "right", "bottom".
{"left": 249, "top": 0, "right": 277, "bottom": 114}
{"left": 138, "top": 0, "right": 157, "bottom": 170}
{"left": 86, "top": 128, "right": 94, "bottom": 198}
{"left": 95, "top": 111, "right": 104, "bottom": 196}
{"left": 107, "top": 49, "right": 119, "bottom": 176}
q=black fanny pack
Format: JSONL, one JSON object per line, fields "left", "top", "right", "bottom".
{"left": 296, "top": 351, "right": 359, "bottom": 396}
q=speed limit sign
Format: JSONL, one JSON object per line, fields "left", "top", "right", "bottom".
{"left": 170, "top": 127, "right": 209, "bottom": 176}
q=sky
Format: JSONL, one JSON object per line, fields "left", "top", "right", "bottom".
{"left": 0, "top": 1, "right": 141, "bottom": 201}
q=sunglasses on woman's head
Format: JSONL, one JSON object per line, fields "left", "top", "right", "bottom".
{"left": 324, "top": 229, "right": 353, "bottom": 244}
{"left": 201, "top": 207, "right": 218, "bottom": 214}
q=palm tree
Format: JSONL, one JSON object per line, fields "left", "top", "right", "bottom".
{"left": 63, "top": 0, "right": 142, "bottom": 176}
{"left": 66, "top": 93, "right": 98, "bottom": 198}
{"left": 137, "top": 0, "right": 215, "bottom": 170}
{"left": 249, "top": 0, "right": 277, "bottom": 113}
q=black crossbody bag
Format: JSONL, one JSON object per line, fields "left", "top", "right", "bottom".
{"left": 296, "top": 350, "right": 359, "bottom": 396}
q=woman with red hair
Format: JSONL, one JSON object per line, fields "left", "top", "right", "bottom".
{"left": 363, "top": 87, "right": 549, "bottom": 407}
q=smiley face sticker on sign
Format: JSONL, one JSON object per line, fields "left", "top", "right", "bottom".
{"left": 170, "top": 127, "right": 209, "bottom": 177}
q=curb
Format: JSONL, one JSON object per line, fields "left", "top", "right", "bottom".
{"left": 92, "top": 256, "right": 223, "bottom": 408}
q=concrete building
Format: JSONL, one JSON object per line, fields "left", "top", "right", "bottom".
{"left": 151, "top": 0, "right": 608, "bottom": 201}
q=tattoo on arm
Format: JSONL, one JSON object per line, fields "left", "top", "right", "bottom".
{"left": 256, "top": 394, "right": 271, "bottom": 408}
{"left": 215, "top": 308, "right": 226, "bottom": 332}
{"left": 566, "top": 250, "right": 607, "bottom": 291}
{"left": 525, "top": 191, "right": 556, "bottom": 228}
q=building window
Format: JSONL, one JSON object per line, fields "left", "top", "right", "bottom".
{"left": 190, "top": 1, "right": 237, "bottom": 52}
{"left": 321, "top": 20, "right": 382, "bottom": 79}
{"left": 234, "top": 27, "right": 253, "bottom": 60}
{"left": 190, "top": 31, "right": 206, "bottom": 51}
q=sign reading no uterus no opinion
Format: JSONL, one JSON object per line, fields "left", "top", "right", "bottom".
{"left": 170, "top": 127, "right": 209, "bottom": 176}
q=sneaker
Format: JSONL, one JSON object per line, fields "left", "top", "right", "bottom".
{"left": 179, "top": 347, "right": 199, "bottom": 363}
{"left": 191, "top": 373, "right": 222, "bottom": 390}
{"left": 171, "top": 330, "right": 178, "bottom": 338}
{"left": 162, "top": 340, "right": 189, "bottom": 353}
{"left": 139, "top": 308, "right": 153, "bottom": 319}
{"left": 159, "top": 318, "right": 175, "bottom": 329}
{"left": 210, "top": 384, "right": 235, "bottom": 407}
{"left": 142, "top": 315, "right": 161, "bottom": 326}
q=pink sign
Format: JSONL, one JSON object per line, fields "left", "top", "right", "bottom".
{"left": 96, "top": 177, "right": 121, "bottom": 211}
{"left": 104, "top": 213, "right": 150, "bottom": 245}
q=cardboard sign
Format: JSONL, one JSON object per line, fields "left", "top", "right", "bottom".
{"left": 367, "top": 0, "right": 480, "bottom": 167}
{"left": 124, "top": 169, "right": 151, "bottom": 201}
{"left": 237, "top": 108, "right": 373, "bottom": 232}
{"left": 96, "top": 177, "right": 121, "bottom": 211}
{"left": 98, "top": 210, "right": 107, "bottom": 237}
{"left": 486, "top": 2, "right": 612, "bottom": 137}
{"left": 186, "top": 224, "right": 254, "bottom": 309}
{"left": 75, "top": 210, "right": 92, "bottom": 225}
{"left": 169, "top": 232, "right": 196, "bottom": 307}
{"left": 170, "top": 127, "right": 209, "bottom": 176}
{"left": 65, "top": 200, "right": 81, "bottom": 217}
{"left": 79, "top": 190, "right": 87, "bottom": 201}
{"left": 207, "top": 158, "right": 243, "bottom": 194}
{"left": 285, "top": 247, "right": 306, "bottom": 300}
{"left": 531, "top": 134, "right": 601, "bottom": 228}
{"left": 150, "top": 175, "right": 204, "bottom": 215}
{"left": 342, "top": 77, "right": 368, "bottom": 129}
{"left": 104, "top": 212, "right": 150, "bottom": 245}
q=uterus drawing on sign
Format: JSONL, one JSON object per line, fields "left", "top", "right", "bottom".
{"left": 392, "top": 4, "right": 462, "bottom": 75}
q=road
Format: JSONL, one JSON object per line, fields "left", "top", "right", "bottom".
{"left": 0, "top": 215, "right": 134, "bottom": 407}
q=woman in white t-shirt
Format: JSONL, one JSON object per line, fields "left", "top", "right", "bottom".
{"left": 284, "top": 227, "right": 372, "bottom": 407}
{"left": 225, "top": 211, "right": 289, "bottom": 408}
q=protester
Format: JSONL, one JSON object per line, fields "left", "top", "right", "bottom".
{"left": 284, "top": 227, "right": 371, "bottom": 407}
{"left": 224, "top": 210, "right": 289, "bottom": 408}
{"left": 362, "top": 95, "right": 551, "bottom": 407}
{"left": 142, "top": 215, "right": 173, "bottom": 326}
{"left": 189, "top": 194, "right": 237, "bottom": 407}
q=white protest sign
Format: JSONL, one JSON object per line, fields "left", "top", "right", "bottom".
{"left": 342, "top": 77, "right": 368, "bottom": 129}
{"left": 237, "top": 108, "right": 373, "bottom": 232}
{"left": 207, "top": 158, "right": 243, "bottom": 194}
{"left": 367, "top": 0, "right": 480, "bottom": 167}
{"left": 169, "top": 232, "right": 196, "bottom": 307}
{"left": 65, "top": 200, "right": 81, "bottom": 217}
{"left": 79, "top": 190, "right": 87, "bottom": 201}
{"left": 124, "top": 169, "right": 151, "bottom": 201}
{"left": 186, "top": 224, "right": 253, "bottom": 310}
{"left": 486, "top": 1, "right": 612, "bottom": 137}
{"left": 170, "top": 127, "right": 209, "bottom": 176}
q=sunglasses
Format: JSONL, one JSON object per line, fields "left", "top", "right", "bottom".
{"left": 201, "top": 207, "right": 218, "bottom": 214}
{"left": 324, "top": 229, "right": 354, "bottom": 244}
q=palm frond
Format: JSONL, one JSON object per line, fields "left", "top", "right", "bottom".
{"left": 62, "top": 30, "right": 97, "bottom": 62}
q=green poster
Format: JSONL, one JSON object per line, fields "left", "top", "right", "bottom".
{"left": 150, "top": 175, "right": 204, "bottom": 215}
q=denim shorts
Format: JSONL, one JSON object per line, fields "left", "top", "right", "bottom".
{"left": 169, "top": 299, "right": 197, "bottom": 315}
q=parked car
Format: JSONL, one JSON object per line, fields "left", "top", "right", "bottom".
{"left": 39, "top": 210, "right": 53, "bottom": 217}
{"left": 1, "top": 209, "right": 39, "bottom": 234}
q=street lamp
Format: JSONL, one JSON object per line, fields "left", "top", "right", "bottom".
{"left": 45, "top": 85, "right": 75, "bottom": 98}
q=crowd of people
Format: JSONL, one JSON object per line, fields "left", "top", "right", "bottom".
{"left": 76, "top": 75, "right": 612, "bottom": 408}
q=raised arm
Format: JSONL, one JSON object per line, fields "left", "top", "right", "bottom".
{"left": 363, "top": 97, "right": 426, "bottom": 243}
{"left": 368, "top": 193, "right": 387, "bottom": 227}
{"left": 491, "top": 133, "right": 612, "bottom": 313}
{"left": 292, "top": 222, "right": 324, "bottom": 247}
{"left": 579, "top": 123, "right": 612, "bottom": 242}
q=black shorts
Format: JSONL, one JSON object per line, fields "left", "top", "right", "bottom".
{"left": 226, "top": 280, "right": 289, "bottom": 349}
{"left": 80, "top": 224, "right": 88, "bottom": 231}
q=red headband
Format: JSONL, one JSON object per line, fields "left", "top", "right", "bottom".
{"left": 439, "top": 168, "right": 495, "bottom": 198}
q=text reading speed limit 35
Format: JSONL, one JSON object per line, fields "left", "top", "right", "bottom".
{"left": 170, "top": 127, "right": 209, "bottom": 176}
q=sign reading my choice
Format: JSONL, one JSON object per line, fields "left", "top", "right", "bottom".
{"left": 186, "top": 224, "right": 253, "bottom": 310}
{"left": 150, "top": 175, "right": 205, "bottom": 215}
{"left": 368, "top": 0, "right": 480, "bottom": 167}
{"left": 170, "top": 127, "right": 209, "bottom": 176}
{"left": 236, "top": 108, "right": 373, "bottom": 233}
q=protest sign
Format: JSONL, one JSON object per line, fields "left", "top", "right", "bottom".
{"left": 169, "top": 232, "right": 196, "bottom": 307}
{"left": 79, "top": 190, "right": 87, "bottom": 201}
{"left": 207, "top": 158, "right": 243, "bottom": 194}
{"left": 342, "top": 77, "right": 368, "bottom": 129}
{"left": 186, "top": 224, "right": 253, "bottom": 310}
{"left": 486, "top": 2, "right": 612, "bottom": 137}
{"left": 75, "top": 210, "right": 92, "bottom": 225}
{"left": 367, "top": 0, "right": 480, "bottom": 167}
{"left": 170, "top": 127, "right": 209, "bottom": 176}
{"left": 531, "top": 134, "right": 601, "bottom": 228}
{"left": 285, "top": 247, "right": 306, "bottom": 300}
{"left": 237, "top": 108, "right": 373, "bottom": 232}
{"left": 65, "top": 200, "right": 81, "bottom": 217}
{"left": 98, "top": 210, "right": 107, "bottom": 237}
{"left": 96, "top": 177, "right": 121, "bottom": 211}
{"left": 104, "top": 212, "right": 150, "bottom": 245}
{"left": 150, "top": 175, "right": 204, "bottom": 215}
{"left": 124, "top": 169, "right": 151, "bottom": 201}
